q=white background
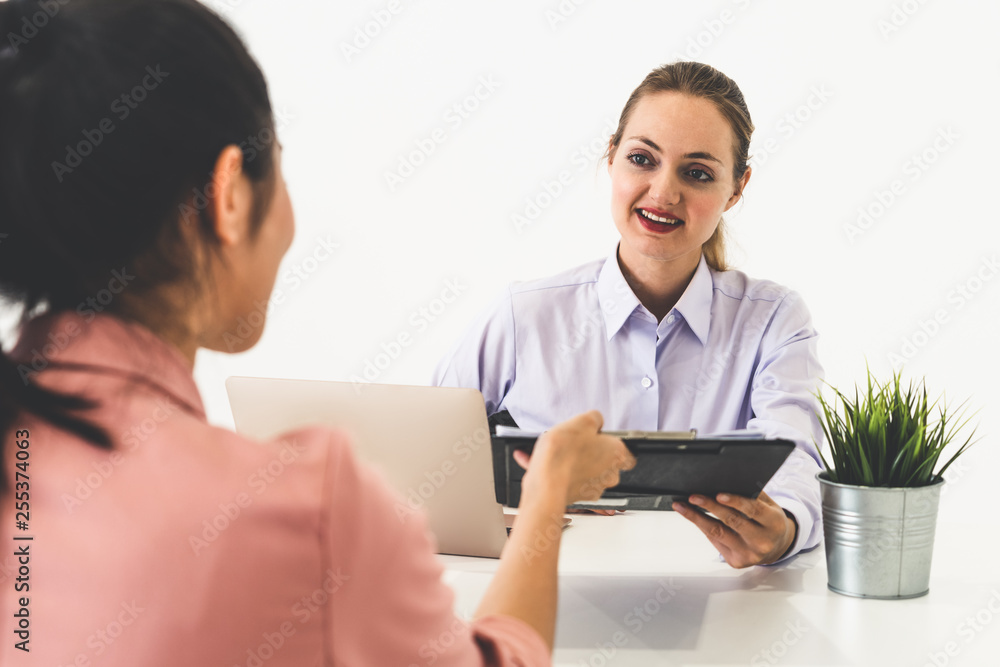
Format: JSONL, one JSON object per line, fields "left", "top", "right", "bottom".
{"left": 0, "top": 0, "right": 986, "bottom": 522}
{"left": 194, "top": 0, "right": 999, "bottom": 528}
{"left": 0, "top": 3, "right": 995, "bottom": 662}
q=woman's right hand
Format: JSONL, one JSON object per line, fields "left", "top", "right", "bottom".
{"left": 514, "top": 410, "right": 635, "bottom": 506}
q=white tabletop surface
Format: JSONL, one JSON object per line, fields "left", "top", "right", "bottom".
{"left": 438, "top": 511, "right": 1000, "bottom": 666}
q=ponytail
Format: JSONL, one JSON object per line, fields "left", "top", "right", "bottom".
{"left": 1, "top": 346, "right": 111, "bottom": 492}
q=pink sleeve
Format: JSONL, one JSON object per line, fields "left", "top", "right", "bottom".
{"left": 318, "top": 430, "right": 550, "bottom": 666}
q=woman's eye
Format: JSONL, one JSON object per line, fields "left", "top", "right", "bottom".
{"left": 688, "top": 168, "right": 713, "bottom": 182}
{"left": 627, "top": 153, "right": 652, "bottom": 167}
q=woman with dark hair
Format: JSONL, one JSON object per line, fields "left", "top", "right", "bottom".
{"left": 0, "top": 1, "right": 633, "bottom": 664}
{"left": 434, "top": 62, "right": 825, "bottom": 568}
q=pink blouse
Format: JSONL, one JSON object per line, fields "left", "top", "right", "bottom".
{"left": 1, "top": 312, "right": 548, "bottom": 666}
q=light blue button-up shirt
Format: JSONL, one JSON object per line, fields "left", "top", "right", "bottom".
{"left": 432, "top": 248, "right": 825, "bottom": 559}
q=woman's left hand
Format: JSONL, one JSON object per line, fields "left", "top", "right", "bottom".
{"left": 672, "top": 491, "right": 797, "bottom": 568}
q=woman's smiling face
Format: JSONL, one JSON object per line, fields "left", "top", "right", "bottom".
{"left": 608, "top": 91, "right": 749, "bottom": 271}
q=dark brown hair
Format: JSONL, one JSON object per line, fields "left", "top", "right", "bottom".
{"left": 0, "top": 0, "right": 277, "bottom": 489}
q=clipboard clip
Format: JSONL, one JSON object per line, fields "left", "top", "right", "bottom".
{"left": 603, "top": 429, "right": 697, "bottom": 440}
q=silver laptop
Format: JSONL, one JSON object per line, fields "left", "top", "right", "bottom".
{"left": 225, "top": 376, "right": 508, "bottom": 558}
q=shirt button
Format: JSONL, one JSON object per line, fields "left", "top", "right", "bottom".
{"left": 641, "top": 376, "right": 653, "bottom": 389}
{"left": 666, "top": 313, "right": 676, "bottom": 325}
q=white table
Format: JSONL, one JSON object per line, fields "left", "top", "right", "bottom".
{"left": 438, "top": 512, "right": 1000, "bottom": 666}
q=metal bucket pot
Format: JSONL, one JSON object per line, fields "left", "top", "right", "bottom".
{"left": 818, "top": 472, "right": 943, "bottom": 599}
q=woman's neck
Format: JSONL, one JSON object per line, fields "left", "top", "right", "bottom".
{"left": 617, "top": 245, "right": 701, "bottom": 323}
{"left": 115, "top": 287, "right": 200, "bottom": 370}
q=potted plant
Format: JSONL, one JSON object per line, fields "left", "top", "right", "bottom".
{"left": 815, "top": 369, "right": 977, "bottom": 599}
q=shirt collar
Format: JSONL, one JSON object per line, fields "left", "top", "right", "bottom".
{"left": 10, "top": 311, "right": 206, "bottom": 420}
{"left": 668, "top": 254, "right": 713, "bottom": 345}
{"left": 597, "top": 247, "right": 713, "bottom": 345}
{"left": 596, "top": 248, "right": 643, "bottom": 340}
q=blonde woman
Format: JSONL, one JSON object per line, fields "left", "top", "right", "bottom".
{"left": 435, "top": 62, "right": 823, "bottom": 568}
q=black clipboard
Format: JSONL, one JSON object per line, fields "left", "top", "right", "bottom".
{"left": 491, "top": 433, "right": 795, "bottom": 509}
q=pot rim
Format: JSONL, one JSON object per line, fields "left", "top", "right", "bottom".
{"left": 816, "top": 470, "right": 945, "bottom": 491}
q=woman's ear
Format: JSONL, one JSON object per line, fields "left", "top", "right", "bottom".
{"left": 725, "top": 166, "right": 752, "bottom": 211}
{"left": 207, "top": 145, "right": 252, "bottom": 246}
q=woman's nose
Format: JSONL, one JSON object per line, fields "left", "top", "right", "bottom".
{"left": 647, "top": 170, "right": 681, "bottom": 207}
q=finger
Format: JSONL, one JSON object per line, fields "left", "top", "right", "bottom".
{"left": 512, "top": 449, "right": 531, "bottom": 470}
{"left": 714, "top": 493, "right": 767, "bottom": 523}
{"left": 754, "top": 490, "right": 780, "bottom": 508}
{"left": 617, "top": 443, "right": 637, "bottom": 471}
{"left": 583, "top": 469, "right": 620, "bottom": 498}
{"left": 558, "top": 410, "right": 603, "bottom": 435}
{"left": 699, "top": 495, "right": 794, "bottom": 562}
{"left": 688, "top": 495, "right": 761, "bottom": 536}
{"left": 673, "top": 501, "right": 736, "bottom": 547}
{"left": 717, "top": 494, "right": 790, "bottom": 537}
{"left": 673, "top": 502, "right": 740, "bottom": 561}
{"left": 586, "top": 409, "right": 604, "bottom": 432}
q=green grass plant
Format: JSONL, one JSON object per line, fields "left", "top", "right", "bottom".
{"left": 817, "top": 370, "right": 978, "bottom": 487}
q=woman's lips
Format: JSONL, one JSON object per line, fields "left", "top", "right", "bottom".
{"left": 635, "top": 208, "right": 683, "bottom": 234}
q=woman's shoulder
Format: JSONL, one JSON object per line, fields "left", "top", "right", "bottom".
{"left": 201, "top": 422, "right": 359, "bottom": 477}
{"left": 182, "top": 422, "right": 390, "bottom": 532}
{"left": 508, "top": 256, "right": 605, "bottom": 296}
{"left": 466, "top": 256, "right": 605, "bottom": 330}
{"left": 709, "top": 265, "right": 798, "bottom": 305}
{"left": 707, "top": 266, "right": 814, "bottom": 331}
